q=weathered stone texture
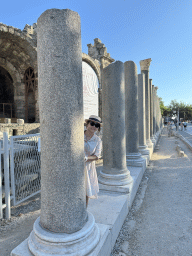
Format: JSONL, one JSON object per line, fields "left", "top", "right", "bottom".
{"left": 88, "top": 38, "right": 115, "bottom": 68}
{"left": 37, "top": 8, "right": 87, "bottom": 233}
{"left": 99, "top": 61, "right": 133, "bottom": 186}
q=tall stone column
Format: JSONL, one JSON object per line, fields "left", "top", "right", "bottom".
{"left": 98, "top": 61, "right": 133, "bottom": 192}
{"left": 149, "top": 79, "right": 154, "bottom": 142}
{"left": 138, "top": 73, "right": 150, "bottom": 155}
{"left": 11, "top": 9, "right": 100, "bottom": 256}
{"left": 124, "top": 61, "right": 145, "bottom": 167}
{"left": 156, "top": 96, "right": 160, "bottom": 133}
{"left": 152, "top": 85, "right": 157, "bottom": 137}
{"left": 158, "top": 98, "right": 162, "bottom": 130}
{"left": 140, "top": 58, "right": 153, "bottom": 149}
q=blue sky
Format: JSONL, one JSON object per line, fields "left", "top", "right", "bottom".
{"left": 1, "top": 0, "right": 192, "bottom": 106}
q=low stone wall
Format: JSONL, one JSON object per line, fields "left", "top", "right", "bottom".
{"left": 0, "top": 123, "right": 40, "bottom": 136}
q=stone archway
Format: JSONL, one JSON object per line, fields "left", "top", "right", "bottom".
{"left": 24, "top": 67, "right": 36, "bottom": 123}
{"left": 0, "top": 23, "right": 38, "bottom": 121}
{"left": 82, "top": 53, "right": 101, "bottom": 118}
{"left": 0, "top": 66, "right": 14, "bottom": 118}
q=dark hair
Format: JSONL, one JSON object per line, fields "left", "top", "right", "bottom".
{"left": 85, "top": 120, "right": 101, "bottom": 131}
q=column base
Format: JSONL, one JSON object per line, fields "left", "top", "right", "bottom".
{"left": 126, "top": 153, "right": 145, "bottom": 167}
{"left": 151, "top": 136, "right": 156, "bottom": 144}
{"left": 99, "top": 183, "right": 132, "bottom": 193}
{"left": 11, "top": 212, "right": 100, "bottom": 256}
{"left": 98, "top": 168, "right": 133, "bottom": 187}
{"left": 139, "top": 145, "right": 150, "bottom": 155}
{"left": 147, "top": 139, "right": 153, "bottom": 149}
{"left": 155, "top": 132, "right": 160, "bottom": 142}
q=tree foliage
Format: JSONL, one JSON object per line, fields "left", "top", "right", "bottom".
{"left": 159, "top": 98, "right": 171, "bottom": 117}
{"left": 161, "top": 99, "right": 192, "bottom": 120}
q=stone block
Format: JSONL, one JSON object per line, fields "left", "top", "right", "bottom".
{"left": 17, "top": 119, "right": 24, "bottom": 125}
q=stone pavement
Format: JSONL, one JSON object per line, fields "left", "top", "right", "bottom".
{"left": 112, "top": 127, "right": 192, "bottom": 256}
{"left": 177, "top": 124, "right": 192, "bottom": 145}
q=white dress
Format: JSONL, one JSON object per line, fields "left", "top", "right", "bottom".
{"left": 84, "top": 133, "right": 102, "bottom": 198}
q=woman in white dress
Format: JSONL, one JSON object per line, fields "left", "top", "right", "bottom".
{"left": 84, "top": 115, "right": 102, "bottom": 207}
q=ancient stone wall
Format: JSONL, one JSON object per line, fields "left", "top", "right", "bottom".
{"left": 0, "top": 123, "right": 40, "bottom": 136}
{"left": 0, "top": 23, "right": 38, "bottom": 122}
{"left": 0, "top": 21, "right": 114, "bottom": 123}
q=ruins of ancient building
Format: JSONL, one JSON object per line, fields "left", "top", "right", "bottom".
{"left": 0, "top": 22, "right": 110, "bottom": 123}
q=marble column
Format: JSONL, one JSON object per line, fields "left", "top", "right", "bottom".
{"left": 140, "top": 58, "right": 153, "bottom": 149}
{"left": 124, "top": 61, "right": 145, "bottom": 167}
{"left": 138, "top": 73, "right": 150, "bottom": 155}
{"left": 11, "top": 9, "right": 100, "bottom": 256}
{"left": 98, "top": 61, "right": 133, "bottom": 192}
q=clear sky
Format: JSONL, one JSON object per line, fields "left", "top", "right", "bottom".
{"left": 1, "top": 0, "right": 192, "bottom": 106}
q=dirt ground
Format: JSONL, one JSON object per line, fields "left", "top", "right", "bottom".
{"left": 0, "top": 194, "right": 40, "bottom": 256}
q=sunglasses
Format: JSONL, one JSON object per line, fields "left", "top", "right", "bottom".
{"left": 90, "top": 121, "right": 100, "bottom": 128}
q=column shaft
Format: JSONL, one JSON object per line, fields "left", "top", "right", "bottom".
{"left": 138, "top": 74, "right": 149, "bottom": 155}
{"left": 140, "top": 59, "right": 153, "bottom": 148}
{"left": 149, "top": 79, "right": 153, "bottom": 138}
{"left": 37, "top": 9, "right": 86, "bottom": 233}
{"left": 152, "top": 85, "right": 157, "bottom": 136}
{"left": 125, "top": 61, "right": 144, "bottom": 166}
{"left": 99, "top": 61, "right": 132, "bottom": 186}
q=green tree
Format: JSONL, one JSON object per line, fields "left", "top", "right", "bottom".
{"left": 167, "top": 100, "right": 192, "bottom": 121}
{"left": 159, "top": 97, "right": 171, "bottom": 117}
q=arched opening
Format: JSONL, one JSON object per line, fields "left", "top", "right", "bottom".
{"left": 24, "top": 67, "right": 36, "bottom": 123}
{"left": 27, "top": 89, "right": 36, "bottom": 123}
{"left": 0, "top": 66, "right": 15, "bottom": 118}
{"left": 82, "top": 61, "right": 99, "bottom": 120}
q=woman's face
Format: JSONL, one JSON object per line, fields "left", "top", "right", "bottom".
{"left": 87, "top": 121, "right": 99, "bottom": 133}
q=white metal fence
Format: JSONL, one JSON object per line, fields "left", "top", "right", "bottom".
{"left": 0, "top": 132, "right": 11, "bottom": 219}
{"left": 1, "top": 132, "right": 41, "bottom": 219}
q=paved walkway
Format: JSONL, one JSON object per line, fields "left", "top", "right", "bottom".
{"left": 112, "top": 128, "right": 192, "bottom": 256}
{"left": 177, "top": 125, "right": 192, "bottom": 145}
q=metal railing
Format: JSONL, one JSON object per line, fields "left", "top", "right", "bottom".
{"left": 10, "top": 133, "right": 41, "bottom": 206}
{"left": 0, "top": 132, "right": 11, "bottom": 219}
{"left": 1, "top": 132, "right": 41, "bottom": 219}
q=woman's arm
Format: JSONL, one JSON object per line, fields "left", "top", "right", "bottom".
{"left": 85, "top": 155, "right": 98, "bottom": 162}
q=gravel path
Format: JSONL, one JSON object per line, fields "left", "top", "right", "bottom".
{"left": 112, "top": 128, "right": 192, "bottom": 256}
{"left": 0, "top": 194, "right": 40, "bottom": 256}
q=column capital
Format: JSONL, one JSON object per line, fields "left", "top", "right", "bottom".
{"left": 140, "top": 58, "right": 152, "bottom": 72}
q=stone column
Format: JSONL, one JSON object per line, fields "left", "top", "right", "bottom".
{"left": 149, "top": 79, "right": 155, "bottom": 143}
{"left": 138, "top": 73, "right": 150, "bottom": 155}
{"left": 156, "top": 96, "right": 160, "bottom": 133}
{"left": 98, "top": 61, "right": 133, "bottom": 192}
{"left": 11, "top": 9, "right": 100, "bottom": 256}
{"left": 124, "top": 61, "right": 145, "bottom": 167}
{"left": 158, "top": 97, "right": 162, "bottom": 131}
{"left": 152, "top": 85, "right": 157, "bottom": 138}
{"left": 154, "top": 86, "right": 159, "bottom": 136}
{"left": 140, "top": 58, "right": 153, "bottom": 149}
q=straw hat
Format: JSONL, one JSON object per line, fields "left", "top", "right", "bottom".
{"left": 85, "top": 115, "right": 102, "bottom": 126}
